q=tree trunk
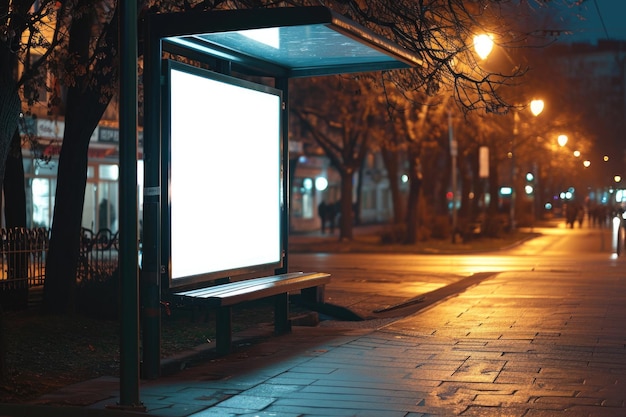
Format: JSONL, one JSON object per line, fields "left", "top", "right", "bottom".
{"left": 44, "top": 86, "right": 109, "bottom": 313}
{"left": 459, "top": 150, "right": 478, "bottom": 221}
{"left": 404, "top": 152, "right": 422, "bottom": 244}
{"left": 381, "top": 147, "right": 404, "bottom": 224}
{"left": 0, "top": 0, "right": 28, "bottom": 380}
{"left": 0, "top": 0, "right": 22, "bottom": 184}
{"left": 488, "top": 147, "right": 500, "bottom": 215}
{"left": 338, "top": 169, "right": 354, "bottom": 241}
{"left": 0, "top": 84, "right": 20, "bottom": 194}
{"left": 354, "top": 162, "right": 363, "bottom": 226}
{"left": 2, "top": 130, "right": 29, "bottom": 309}
{"left": 0, "top": 43, "right": 25, "bottom": 310}
{"left": 4, "top": 130, "right": 27, "bottom": 227}
{"left": 43, "top": 4, "right": 112, "bottom": 313}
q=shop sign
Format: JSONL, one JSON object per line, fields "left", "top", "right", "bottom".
{"left": 37, "top": 119, "right": 64, "bottom": 139}
{"left": 36, "top": 118, "right": 99, "bottom": 142}
{"left": 99, "top": 127, "right": 119, "bottom": 143}
{"left": 99, "top": 127, "right": 144, "bottom": 146}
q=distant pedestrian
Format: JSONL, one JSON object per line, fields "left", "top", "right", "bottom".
{"left": 577, "top": 205, "right": 584, "bottom": 228}
{"left": 318, "top": 201, "right": 327, "bottom": 233}
{"left": 99, "top": 198, "right": 115, "bottom": 231}
{"left": 566, "top": 204, "right": 577, "bottom": 229}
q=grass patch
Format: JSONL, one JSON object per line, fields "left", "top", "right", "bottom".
{"left": 0, "top": 298, "right": 303, "bottom": 403}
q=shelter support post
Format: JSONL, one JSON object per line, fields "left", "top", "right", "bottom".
{"left": 140, "top": 16, "right": 163, "bottom": 381}
{"left": 117, "top": 0, "right": 144, "bottom": 410}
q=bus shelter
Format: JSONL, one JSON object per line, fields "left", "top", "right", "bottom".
{"left": 118, "top": 5, "right": 421, "bottom": 408}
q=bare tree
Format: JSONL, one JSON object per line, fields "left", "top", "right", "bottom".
{"left": 292, "top": 75, "right": 378, "bottom": 240}
{"left": 0, "top": 0, "right": 61, "bottom": 379}
{"left": 43, "top": 0, "right": 121, "bottom": 313}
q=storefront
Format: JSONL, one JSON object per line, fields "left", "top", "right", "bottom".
{"left": 20, "top": 117, "right": 129, "bottom": 232}
{"left": 290, "top": 152, "right": 403, "bottom": 232}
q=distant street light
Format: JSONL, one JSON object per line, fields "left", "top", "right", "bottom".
{"left": 530, "top": 99, "right": 545, "bottom": 116}
{"left": 557, "top": 134, "right": 568, "bottom": 147}
{"left": 315, "top": 176, "right": 328, "bottom": 191}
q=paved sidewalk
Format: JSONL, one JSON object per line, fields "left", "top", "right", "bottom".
{"left": 12, "top": 260, "right": 625, "bottom": 416}
{"left": 3, "top": 224, "right": 626, "bottom": 416}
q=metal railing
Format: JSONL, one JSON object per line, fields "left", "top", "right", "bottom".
{"left": 0, "top": 227, "right": 49, "bottom": 290}
{"left": 78, "top": 228, "right": 119, "bottom": 283}
{"left": 0, "top": 226, "right": 121, "bottom": 293}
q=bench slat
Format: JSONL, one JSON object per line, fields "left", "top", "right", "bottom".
{"left": 178, "top": 275, "right": 281, "bottom": 298}
{"left": 173, "top": 271, "right": 330, "bottom": 307}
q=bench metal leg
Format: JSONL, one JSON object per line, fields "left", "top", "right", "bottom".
{"left": 301, "top": 285, "right": 325, "bottom": 304}
{"left": 274, "top": 293, "right": 291, "bottom": 335}
{"left": 216, "top": 306, "right": 232, "bottom": 355}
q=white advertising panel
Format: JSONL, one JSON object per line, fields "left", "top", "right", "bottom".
{"left": 166, "top": 61, "right": 282, "bottom": 286}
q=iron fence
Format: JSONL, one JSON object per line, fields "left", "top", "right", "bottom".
{"left": 78, "top": 228, "right": 119, "bottom": 283}
{"left": 0, "top": 227, "right": 48, "bottom": 291}
{"left": 0, "top": 227, "right": 121, "bottom": 291}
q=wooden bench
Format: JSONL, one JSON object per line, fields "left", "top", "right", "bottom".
{"left": 169, "top": 271, "right": 331, "bottom": 355}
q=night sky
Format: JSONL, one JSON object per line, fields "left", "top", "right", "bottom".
{"left": 556, "top": 0, "right": 626, "bottom": 44}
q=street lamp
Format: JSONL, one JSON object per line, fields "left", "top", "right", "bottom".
{"left": 510, "top": 99, "right": 544, "bottom": 231}
{"left": 449, "top": 33, "right": 493, "bottom": 242}
{"left": 557, "top": 134, "right": 568, "bottom": 147}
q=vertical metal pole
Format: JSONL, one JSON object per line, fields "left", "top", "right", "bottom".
{"left": 511, "top": 112, "right": 519, "bottom": 231}
{"left": 276, "top": 77, "right": 289, "bottom": 274}
{"left": 448, "top": 111, "right": 458, "bottom": 240}
{"left": 118, "top": 1, "right": 142, "bottom": 408}
{"left": 141, "top": 17, "right": 162, "bottom": 380}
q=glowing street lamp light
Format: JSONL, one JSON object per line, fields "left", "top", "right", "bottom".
{"left": 583, "top": 160, "right": 591, "bottom": 168}
{"left": 530, "top": 99, "right": 544, "bottom": 116}
{"left": 473, "top": 34, "right": 494, "bottom": 60}
{"left": 557, "top": 134, "right": 568, "bottom": 147}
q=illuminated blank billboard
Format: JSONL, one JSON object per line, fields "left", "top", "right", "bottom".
{"left": 164, "top": 60, "right": 283, "bottom": 289}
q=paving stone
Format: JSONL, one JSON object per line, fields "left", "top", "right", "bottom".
{"left": 22, "top": 228, "right": 626, "bottom": 416}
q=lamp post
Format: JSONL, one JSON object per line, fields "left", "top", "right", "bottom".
{"left": 449, "top": 110, "right": 458, "bottom": 239}
{"left": 469, "top": 35, "right": 546, "bottom": 232}
{"left": 510, "top": 99, "right": 544, "bottom": 231}
{"left": 449, "top": 33, "right": 493, "bottom": 242}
